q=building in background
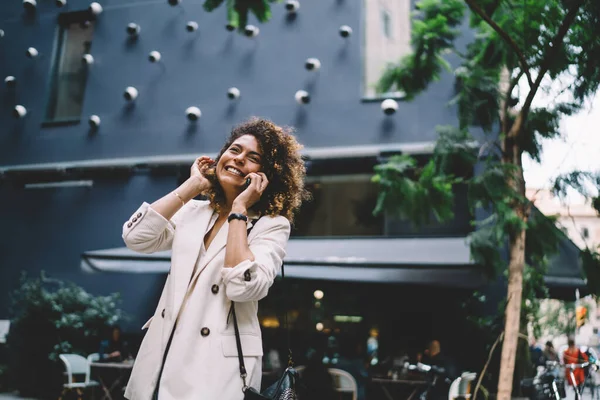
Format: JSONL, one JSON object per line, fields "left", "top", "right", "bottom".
{"left": 527, "top": 188, "right": 600, "bottom": 349}
{"left": 0, "top": 0, "right": 584, "bottom": 373}
{"left": 527, "top": 188, "right": 600, "bottom": 251}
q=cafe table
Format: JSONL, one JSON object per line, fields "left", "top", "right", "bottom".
{"left": 90, "top": 359, "right": 134, "bottom": 400}
{"left": 370, "top": 377, "right": 428, "bottom": 400}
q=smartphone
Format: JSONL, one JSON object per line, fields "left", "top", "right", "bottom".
{"left": 244, "top": 177, "right": 251, "bottom": 188}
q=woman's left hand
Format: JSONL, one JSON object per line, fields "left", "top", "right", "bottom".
{"left": 232, "top": 172, "right": 269, "bottom": 212}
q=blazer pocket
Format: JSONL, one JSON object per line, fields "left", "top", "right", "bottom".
{"left": 141, "top": 316, "right": 154, "bottom": 330}
{"left": 221, "top": 334, "right": 264, "bottom": 357}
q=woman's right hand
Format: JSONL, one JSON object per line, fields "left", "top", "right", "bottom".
{"left": 190, "top": 156, "right": 215, "bottom": 195}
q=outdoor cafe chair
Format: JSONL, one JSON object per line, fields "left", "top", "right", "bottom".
{"left": 328, "top": 368, "right": 358, "bottom": 400}
{"left": 58, "top": 353, "right": 100, "bottom": 400}
{"left": 294, "top": 365, "right": 358, "bottom": 400}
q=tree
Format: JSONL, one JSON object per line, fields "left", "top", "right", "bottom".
{"left": 202, "top": 0, "right": 279, "bottom": 32}
{"left": 373, "top": 0, "right": 600, "bottom": 399}
{"left": 6, "top": 272, "right": 126, "bottom": 398}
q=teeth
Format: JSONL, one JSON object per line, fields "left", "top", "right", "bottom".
{"left": 226, "top": 166, "right": 242, "bottom": 176}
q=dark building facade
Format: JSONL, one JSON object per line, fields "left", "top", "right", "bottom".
{"left": 0, "top": 0, "right": 583, "bottom": 375}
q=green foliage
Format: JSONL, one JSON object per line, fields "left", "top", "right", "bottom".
{"left": 373, "top": 0, "right": 600, "bottom": 394}
{"left": 376, "top": 0, "right": 466, "bottom": 99}
{"left": 203, "top": 0, "right": 280, "bottom": 32}
{"left": 5, "top": 272, "right": 126, "bottom": 399}
{"left": 372, "top": 154, "right": 459, "bottom": 226}
{"left": 552, "top": 171, "right": 600, "bottom": 208}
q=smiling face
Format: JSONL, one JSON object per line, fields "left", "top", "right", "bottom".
{"left": 216, "top": 134, "right": 263, "bottom": 192}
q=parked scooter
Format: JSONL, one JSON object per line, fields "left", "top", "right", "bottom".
{"left": 521, "top": 360, "right": 568, "bottom": 400}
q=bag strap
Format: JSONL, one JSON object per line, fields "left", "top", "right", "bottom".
{"left": 231, "top": 218, "right": 292, "bottom": 392}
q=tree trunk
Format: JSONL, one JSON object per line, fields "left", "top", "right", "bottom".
{"left": 497, "top": 227, "right": 526, "bottom": 400}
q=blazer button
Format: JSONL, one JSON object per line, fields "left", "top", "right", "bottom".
{"left": 161, "top": 309, "right": 165, "bottom": 318}
{"left": 136, "top": 212, "right": 142, "bottom": 218}
{"left": 200, "top": 327, "right": 210, "bottom": 337}
{"left": 132, "top": 217, "right": 138, "bottom": 223}
{"left": 244, "top": 269, "right": 252, "bottom": 282}
{"left": 127, "top": 222, "right": 133, "bottom": 228}
{"left": 211, "top": 284, "right": 219, "bottom": 294}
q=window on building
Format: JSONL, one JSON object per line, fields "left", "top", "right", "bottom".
{"left": 381, "top": 9, "right": 392, "bottom": 39}
{"left": 582, "top": 227, "right": 589, "bottom": 239}
{"left": 44, "top": 11, "right": 95, "bottom": 126}
{"left": 292, "top": 175, "right": 384, "bottom": 237}
{"left": 362, "top": 0, "right": 411, "bottom": 98}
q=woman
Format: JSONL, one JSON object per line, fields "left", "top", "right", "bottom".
{"left": 123, "top": 118, "right": 308, "bottom": 400}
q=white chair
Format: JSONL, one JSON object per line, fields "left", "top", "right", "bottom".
{"left": 449, "top": 372, "right": 477, "bottom": 400}
{"left": 58, "top": 353, "right": 100, "bottom": 400}
{"left": 0, "top": 319, "right": 10, "bottom": 344}
{"left": 328, "top": 368, "right": 358, "bottom": 400}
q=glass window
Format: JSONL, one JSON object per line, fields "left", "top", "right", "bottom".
{"left": 292, "top": 176, "right": 384, "bottom": 237}
{"left": 44, "top": 13, "right": 95, "bottom": 125}
{"left": 363, "top": 0, "right": 411, "bottom": 98}
{"left": 382, "top": 9, "right": 392, "bottom": 39}
{"left": 582, "top": 227, "right": 589, "bottom": 239}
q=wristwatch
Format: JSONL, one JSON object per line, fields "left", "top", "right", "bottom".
{"left": 228, "top": 212, "right": 248, "bottom": 223}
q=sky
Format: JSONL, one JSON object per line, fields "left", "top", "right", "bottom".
{"left": 522, "top": 87, "right": 600, "bottom": 204}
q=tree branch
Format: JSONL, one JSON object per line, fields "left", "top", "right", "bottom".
{"left": 464, "top": 0, "right": 534, "bottom": 88}
{"left": 520, "top": 0, "right": 586, "bottom": 118}
{"left": 473, "top": 332, "right": 504, "bottom": 400}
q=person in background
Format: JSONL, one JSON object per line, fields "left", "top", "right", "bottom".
{"left": 543, "top": 341, "right": 560, "bottom": 363}
{"left": 99, "top": 325, "right": 130, "bottom": 362}
{"left": 420, "top": 340, "right": 458, "bottom": 400}
{"left": 530, "top": 338, "right": 544, "bottom": 367}
{"left": 563, "top": 337, "right": 589, "bottom": 396}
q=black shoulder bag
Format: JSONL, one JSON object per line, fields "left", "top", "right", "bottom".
{"left": 230, "top": 261, "right": 298, "bottom": 400}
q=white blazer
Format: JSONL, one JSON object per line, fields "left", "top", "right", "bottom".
{"left": 122, "top": 200, "right": 290, "bottom": 400}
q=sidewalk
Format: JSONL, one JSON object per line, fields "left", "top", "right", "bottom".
{"left": 0, "top": 393, "right": 38, "bottom": 400}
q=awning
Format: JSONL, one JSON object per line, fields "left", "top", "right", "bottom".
{"left": 81, "top": 236, "right": 586, "bottom": 290}
{"left": 81, "top": 237, "right": 486, "bottom": 288}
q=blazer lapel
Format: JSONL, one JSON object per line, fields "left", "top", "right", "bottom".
{"left": 172, "top": 205, "right": 215, "bottom": 317}
{"left": 188, "top": 217, "right": 258, "bottom": 284}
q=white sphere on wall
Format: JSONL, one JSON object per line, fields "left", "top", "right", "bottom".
{"left": 26, "top": 47, "right": 39, "bottom": 58}
{"left": 339, "top": 25, "right": 352, "bottom": 38}
{"left": 126, "top": 23, "right": 141, "bottom": 37}
{"left": 82, "top": 54, "right": 94, "bottom": 65}
{"left": 186, "top": 21, "right": 198, "bottom": 32}
{"left": 13, "top": 105, "right": 27, "bottom": 119}
{"left": 285, "top": 0, "right": 300, "bottom": 13}
{"left": 23, "top": 0, "right": 37, "bottom": 12}
{"left": 186, "top": 106, "right": 201, "bottom": 121}
{"left": 89, "top": 115, "right": 101, "bottom": 129}
{"left": 5, "top": 76, "right": 16, "bottom": 88}
{"left": 148, "top": 51, "right": 161, "bottom": 63}
{"left": 305, "top": 58, "right": 321, "bottom": 71}
{"left": 124, "top": 87, "right": 138, "bottom": 102}
{"left": 295, "top": 90, "right": 310, "bottom": 104}
{"left": 89, "top": 2, "right": 103, "bottom": 15}
{"left": 227, "top": 87, "right": 240, "bottom": 100}
{"left": 381, "top": 99, "right": 398, "bottom": 115}
{"left": 244, "top": 25, "right": 259, "bottom": 38}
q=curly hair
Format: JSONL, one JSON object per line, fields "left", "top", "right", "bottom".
{"left": 204, "top": 117, "right": 309, "bottom": 223}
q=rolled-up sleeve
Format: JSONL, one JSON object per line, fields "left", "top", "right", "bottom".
{"left": 222, "top": 216, "right": 290, "bottom": 302}
{"left": 122, "top": 202, "right": 181, "bottom": 254}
